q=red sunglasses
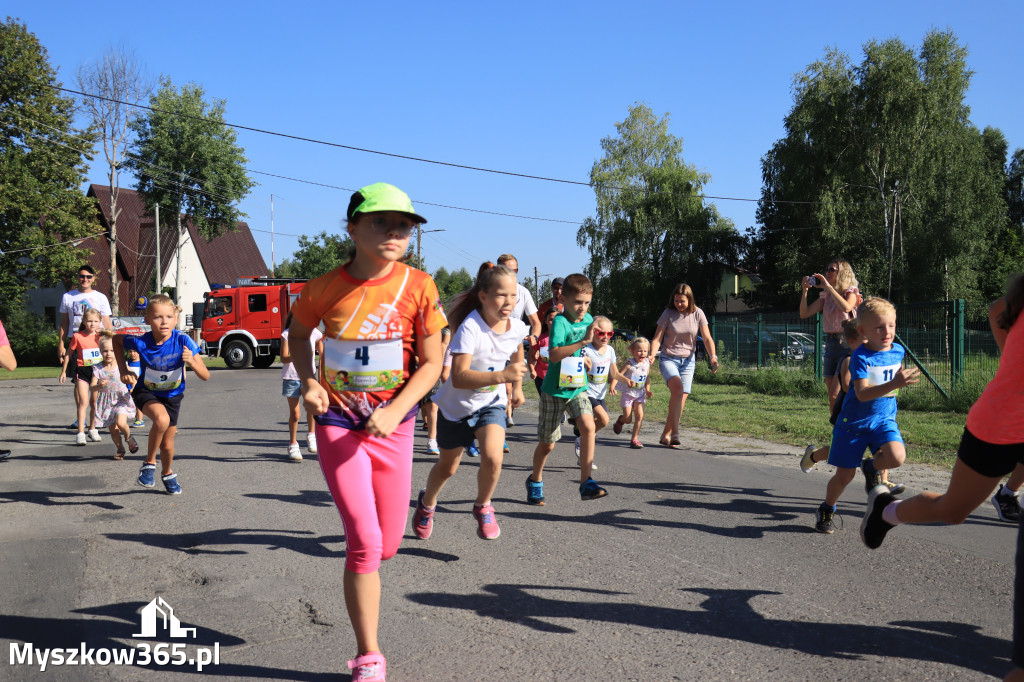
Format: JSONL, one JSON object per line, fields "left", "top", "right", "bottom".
{"left": 595, "top": 331, "right": 614, "bottom": 338}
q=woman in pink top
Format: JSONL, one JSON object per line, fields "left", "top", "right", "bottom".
{"left": 650, "top": 283, "right": 718, "bottom": 448}
{"left": 799, "top": 259, "right": 862, "bottom": 409}
{"left": 859, "top": 273, "right": 1024, "bottom": 679}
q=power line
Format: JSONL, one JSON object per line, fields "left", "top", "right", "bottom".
{"left": 50, "top": 82, "right": 879, "bottom": 207}
{"left": 1, "top": 231, "right": 107, "bottom": 255}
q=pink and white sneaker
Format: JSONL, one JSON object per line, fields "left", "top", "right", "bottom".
{"left": 348, "top": 652, "right": 386, "bottom": 681}
{"left": 473, "top": 503, "right": 501, "bottom": 540}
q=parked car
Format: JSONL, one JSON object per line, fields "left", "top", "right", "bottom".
{"left": 612, "top": 328, "right": 637, "bottom": 343}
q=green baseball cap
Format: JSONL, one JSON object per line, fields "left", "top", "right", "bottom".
{"left": 346, "top": 182, "right": 427, "bottom": 224}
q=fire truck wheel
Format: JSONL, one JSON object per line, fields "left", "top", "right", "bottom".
{"left": 223, "top": 340, "right": 253, "bottom": 369}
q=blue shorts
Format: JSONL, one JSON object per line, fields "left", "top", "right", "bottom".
{"left": 282, "top": 379, "right": 302, "bottom": 398}
{"left": 436, "top": 404, "right": 506, "bottom": 451}
{"left": 828, "top": 420, "right": 904, "bottom": 469}
{"left": 659, "top": 353, "right": 695, "bottom": 393}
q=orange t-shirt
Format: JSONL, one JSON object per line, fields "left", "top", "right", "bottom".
{"left": 290, "top": 262, "right": 447, "bottom": 429}
{"left": 966, "top": 314, "right": 1024, "bottom": 444}
{"left": 69, "top": 332, "right": 101, "bottom": 367}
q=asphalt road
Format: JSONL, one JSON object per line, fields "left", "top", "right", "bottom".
{"left": 0, "top": 367, "right": 1017, "bottom": 681}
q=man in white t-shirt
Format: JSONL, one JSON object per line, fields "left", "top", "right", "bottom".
{"left": 496, "top": 254, "right": 541, "bottom": 427}
{"left": 58, "top": 264, "right": 112, "bottom": 428}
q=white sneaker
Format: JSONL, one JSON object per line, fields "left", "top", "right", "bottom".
{"left": 287, "top": 443, "right": 303, "bottom": 462}
{"left": 574, "top": 437, "right": 581, "bottom": 457}
{"left": 306, "top": 432, "right": 318, "bottom": 454}
{"left": 88, "top": 429, "right": 102, "bottom": 442}
{"left": 75, "top": 432, "right": 87, "bottom": 446}
{"left": 506, "top": 414, "right": 515, "bottom": 428}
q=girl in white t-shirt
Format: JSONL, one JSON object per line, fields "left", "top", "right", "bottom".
{"left": 412, "top": 262, "right": 528, "bottom": 541}
{"left": 280, "top": 313, "right": 324, "bottom": 462}
{"left": 576, "top": 316, "right": 631, "bottom": 463}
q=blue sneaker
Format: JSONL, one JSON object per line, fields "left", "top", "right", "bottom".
{"left": 137, "top": 463, "right": 156, "bottom": 488}
{"left": 580, "top": 478, "right": 608, "bottom": 501}
{"left": 162, "top": 472, "right": 182, "bottom": 495}
{"left": 525, "top": 475, "right": 545, "bottom": 505}
{"left": 132, "top": 419, "right": 145, "bottom": 428}
{"left": 426, "top": 440, "right": 440, "bottom": 456}
{"left": 467, "top": 443, "right": 480, "bottom": 457}
{"left": 503, "top": 441, "right": 510, "bottom": 454}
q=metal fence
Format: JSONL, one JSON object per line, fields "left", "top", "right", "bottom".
{"left": 709, "top": 300, "right": 1000, "bottom": 399}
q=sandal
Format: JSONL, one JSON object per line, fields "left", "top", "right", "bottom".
{"left": 630, "top": 440, "right": 644, "bottom": 449}
{"left": 114, "top": 449, "right": 125, "bottom": 460}
{"left": 670, "top": 435, "right": 682, "bottom": 448}
{"left": 613, "top": 417, "right": 624, "bottom": 435}
{"left": 127, "top": 436, "right": 139, "bottom": 454}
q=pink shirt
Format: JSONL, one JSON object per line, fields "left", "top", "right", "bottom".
{"left": 966, "top": 315, "right": 1024, "bottom": 444}
{"left": 822, "top": 286, "right": 861, "bottom": 333}
{"left": 656, "top": 308, "right": 708, "bottom": 357}
{"left": 0, "top": 320, "right": 8, "bottom": 347}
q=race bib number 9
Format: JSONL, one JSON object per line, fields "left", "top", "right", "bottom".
{"left": 81, "top": 347, "right": 102, "bottom": 367}
{"left": 143, "top": 366, "right": 183, "bottom": 392}
{"left": 325, "top": 338, "right": 403, "bottom": 393}
{"left": 559, "top": 357, "right": 586, "bottom": 389}
{"left": 867, "top": 364, "right": 901, "bottom": 398}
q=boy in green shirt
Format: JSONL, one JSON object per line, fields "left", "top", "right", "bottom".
{"left": 527, "top": 273, "right": 608, "bottom": 504}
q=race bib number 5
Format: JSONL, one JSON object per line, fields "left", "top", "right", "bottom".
{"left": 559, "top": 357, "right": 586, "bottom": 389}
{"left": 867, "top": 363, "right": 901, "bottom": 397}
{"left": 325, "top": 338, "right": 403, "bottom": 393}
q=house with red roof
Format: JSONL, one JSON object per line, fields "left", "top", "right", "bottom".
{"left": 27, "top": 185, "right": 269, "bottom": 328}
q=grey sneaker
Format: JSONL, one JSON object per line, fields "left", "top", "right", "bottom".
{"left": 992, "top": 486, "right": 1022, "bottom": 524}
{"left": 800, "top": 446, "right": 817, "bottom": 473}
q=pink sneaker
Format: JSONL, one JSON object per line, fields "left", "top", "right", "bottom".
{"left": 411, "top": 489, "right": 434, "bottom": 540}
{"left": 473, "top": 503, "right": 501, "bottom": 540}
{"left": 347, "top": 652, "right": 386, "bottom": 681}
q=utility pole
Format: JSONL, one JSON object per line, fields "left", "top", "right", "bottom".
{"left": 154, "top": 204, "right": 161, "bottom": 295}
{"left": 416, "top": 227, "right": 447, "bottom": 270}
{"left": 271, "top": 193, "right": 276, "bottom": 277}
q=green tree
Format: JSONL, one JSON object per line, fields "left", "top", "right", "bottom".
{"left": 432, "top": 266, "right": 473, "bottom": 303}
{"left": 126, "top": 77, "right": 255, "bottom": 303}
{"left": 750, "top": 30, "right": 1005, "bottom": 313}
{"left": 0, "top": 18, "right": 100, "bottom": 318}
{"left": 577, "top": 102, "right": 741, "bottom": 331}
{"left": 279, "top": 231, "right": 353, "bottom": 279}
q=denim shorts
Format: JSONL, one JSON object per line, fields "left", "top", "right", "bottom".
{"left": 659, "top": 353, "right": 695, "bottom": 393}
{"left": 823, "top": 335, "right": 850, "bottom": 377}
{"left": 436, "top": 404, "right": 507, "bottom": 451}
{"left": 282, "top": 379, "right": 302, "bottom": 398}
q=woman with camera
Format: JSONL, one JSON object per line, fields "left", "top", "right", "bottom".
{"left": 799, "top": 259, "right": 862, "bottom": 409}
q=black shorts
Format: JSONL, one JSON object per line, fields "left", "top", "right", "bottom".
{"left": 956, "top": 427, "right": 1024, "bottom": 479}
{"left": 131, "top": 384, "right": 184, "bottom": 427}
{"left": 75, "top": 365, "right": 94, "bottom": 383}
{"left": 588, "top": 397, "right": 605, "bottom": 411}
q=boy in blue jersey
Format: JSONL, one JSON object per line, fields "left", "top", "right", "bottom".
{"left": 527, "top": 273, "right": 608, "bottom": 504}
{"left": 813, "top": 297, "right": 920, "bottom": 533}
{"left": 115, "top": 295, "right": 210, "bottom": 494}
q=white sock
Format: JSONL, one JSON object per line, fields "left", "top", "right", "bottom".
{"left": 882, "top": 500, "right": 902, "bottom": 526}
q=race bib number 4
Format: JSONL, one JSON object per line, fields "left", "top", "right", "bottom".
{"left": 81, "top": 347, "right": 102, "bottom": 367}
{"left": 559, "top": 357, "right": 587, "bottom": 389}
{"left": 867, "top": 363, "right": 901, "bottom": 398}
{"left": 143, "top": 366, "right": 183, "bottom": 392}
{"left": 324, "top": 338, "right": 403, "bottom": 393}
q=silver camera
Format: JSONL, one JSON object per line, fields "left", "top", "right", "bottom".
{"left": 807, "top": 276, "right": 818, "bottom": 287}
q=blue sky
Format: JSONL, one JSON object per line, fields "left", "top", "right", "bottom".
{"left": 8, "top": 1, "right": 1023, "bottom": 293}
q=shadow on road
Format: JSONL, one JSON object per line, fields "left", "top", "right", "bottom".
{"left": 105, "top": 528, "right": 346, "bottom": 558}
{"left": 406, "top": 583, "right": 1009, "bottom": 676}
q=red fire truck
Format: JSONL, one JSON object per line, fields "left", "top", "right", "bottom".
{"left": 200, "top": 277, "right": 306, "bottom": 369}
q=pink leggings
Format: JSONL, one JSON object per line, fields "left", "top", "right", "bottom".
{"left": 316, "top": 418, "right": 414, "bottom": 574}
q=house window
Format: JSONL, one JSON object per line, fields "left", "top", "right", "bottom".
{"left": 247, "top": 294, "right": 267, "bottom": 312}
